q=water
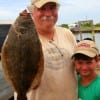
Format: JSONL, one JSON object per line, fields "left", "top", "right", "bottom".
{"left": 0, "top": 61, "right": 13, "bottom": 99}
{"left": 75, "top": 32, "right": 100, "bottom": 51}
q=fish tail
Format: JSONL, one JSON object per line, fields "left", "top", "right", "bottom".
{"left": 17, "top": 93, "right": 27, "bottom": 100}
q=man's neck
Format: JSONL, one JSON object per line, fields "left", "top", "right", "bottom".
{"left": 37, "top": 28, "right": 55, "bottom": 40}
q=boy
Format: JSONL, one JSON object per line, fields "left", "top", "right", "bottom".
{"left": 72, "top": 40, "right": 100, "bottom": 100}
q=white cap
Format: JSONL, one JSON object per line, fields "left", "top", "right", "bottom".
{"left": 72, "top": 40, "right": 99, "bottom": 58}
{"left": 31, "top": 0, "right": 60, "bottom": 8}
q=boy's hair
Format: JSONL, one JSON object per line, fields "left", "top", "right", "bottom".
{"left": 83, "top": 37, "right": 93, "bottom": 41}
{"left": 74, "top": 53, "right": 97, "bottom": 61}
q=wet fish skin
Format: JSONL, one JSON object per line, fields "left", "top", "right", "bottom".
{"left": 1, "top": 10, "right": 44, "bottom": 100}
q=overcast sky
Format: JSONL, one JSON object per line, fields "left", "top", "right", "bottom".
{"left": 0, "top": 0, "right": 100, "bottom": 25}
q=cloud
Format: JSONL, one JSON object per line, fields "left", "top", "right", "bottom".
{"left": 0, "top": 0, "right": 100, "bottom": 24}
{"left": 57, "top": 0, "right": 100, "bottom": 24}
{"left": 0, "top": 0, "right": 29, "bottom": 20}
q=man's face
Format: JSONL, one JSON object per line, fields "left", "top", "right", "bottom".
{"left": 32, "top": 2, "right": 58, "bottom": 30}
{"left": 74, "top": 59, "right": 98, "bottom": 77}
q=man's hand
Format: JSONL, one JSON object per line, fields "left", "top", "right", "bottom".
{"left": 20, "top": 9, "right": 28, "bottom": 16}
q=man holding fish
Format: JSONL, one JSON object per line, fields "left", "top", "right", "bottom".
{"left": 2, "top": 0, "right": 78, "bottom": 100}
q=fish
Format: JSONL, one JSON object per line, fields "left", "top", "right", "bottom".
{"left": 1, "top": 10, "right": 44, "bottom": 100}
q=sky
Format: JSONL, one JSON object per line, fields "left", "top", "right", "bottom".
{"left": 0, "top": 0, "right": 100, "bottom": 25}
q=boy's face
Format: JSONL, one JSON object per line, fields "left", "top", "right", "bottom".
{"left": 74, "top": 59, "right": 98, "bottom": 77}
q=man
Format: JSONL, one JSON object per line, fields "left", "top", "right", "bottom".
{"left": 72, "top": 40, "right": 100, "bottom": 100}
{"left": 14, "top": 0, "right": 78, "bottom": 100}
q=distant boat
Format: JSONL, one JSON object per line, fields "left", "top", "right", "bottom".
{"left": 68, "top": 23, "right": 80, "bottom": 31}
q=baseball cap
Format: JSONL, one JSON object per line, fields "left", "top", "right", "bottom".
{"left": 31, "top": 0, "right": 60, "bottom": 8}
{"left": 72, "top": 40, "right": 99, "bottom": 58}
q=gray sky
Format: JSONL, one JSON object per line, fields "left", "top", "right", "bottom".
{"left": 0, "top": 0, "right": 100, "bottom": 25}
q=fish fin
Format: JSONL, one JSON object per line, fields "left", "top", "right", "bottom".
{"left": 17, "top": 93, "right": 27, "bottom": 100}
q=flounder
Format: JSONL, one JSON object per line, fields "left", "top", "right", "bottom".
{"left": 1, "top": 10, "right": 44, "bottom": 100}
